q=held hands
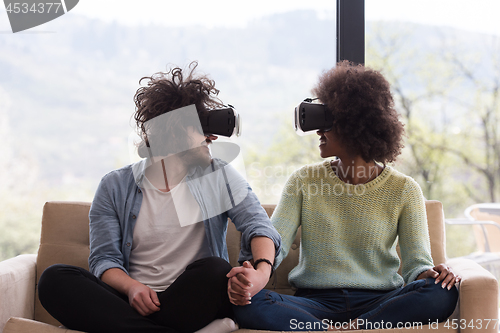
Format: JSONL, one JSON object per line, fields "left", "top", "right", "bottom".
{"left": 226, "top": 261, "right": 271, "bottom": 306}
{"left": 417, "top": 263, "right": 461, "bottom": 290}
{"left": 127, "top": 281, "right": 161, "bottom": 316}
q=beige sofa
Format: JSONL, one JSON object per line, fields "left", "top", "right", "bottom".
{"left": 0, "top": 200, "right": 498, "bottom": 333}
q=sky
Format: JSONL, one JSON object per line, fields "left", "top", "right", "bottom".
{"left": 68, "top": 0, "right": 500, "bottom": 36}
{"left": 1, "top": 0, "right": 499, "bottom": 35}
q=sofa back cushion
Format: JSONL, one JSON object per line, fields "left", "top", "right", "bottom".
{"left": 34, "top": 200, "right": 446, "bottom": 324}
{"left": 35, "top": 201, "right": 91, "bottom": 326}
{"left": 424, "top": 200, "right": 447, "bottom": 266}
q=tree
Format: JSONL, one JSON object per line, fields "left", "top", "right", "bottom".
{"left": 245, "top": 113, "right": 323, "bottom": 204}
{"left": 365, "top": 22, "right": 467, "bottom": 210}
{"left": 436, "top": 35, "right": 500, "bottom": 203}
{"left": 246, "top": 22, "right": 484, "bottom": 257}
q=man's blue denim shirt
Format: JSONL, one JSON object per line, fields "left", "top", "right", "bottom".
{"left": 89, "top": 158, "right": 281, "bottom": 279}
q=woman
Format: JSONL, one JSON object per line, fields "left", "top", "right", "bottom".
{"left": 231, "top": 61, "right": 459, "bottom": 331}
{"left": 38, "top": 63, "right": 280, "bottom": 333}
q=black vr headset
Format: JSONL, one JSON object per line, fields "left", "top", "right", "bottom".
{"left": 294, "top": 98, "right": 333, "bottom": 135}
{"left": 200, "top": 105, "right": 242, "bottom": 137}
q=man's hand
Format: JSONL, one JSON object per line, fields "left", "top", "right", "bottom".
{"left": 417, "top": 264, "right": 461, "bottom": 290}
{"left": 226, "top": 260, "right": 271, "bottom": 306}
{"left": 101, "top": 268, "right": 161, "bottom": 316}
{"left": 127, "top": 281, "right": 161, "bottom": 316}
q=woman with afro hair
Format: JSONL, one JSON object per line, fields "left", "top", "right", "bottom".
{"left": 230, "top": 61, "right": 459, "bottom": 331}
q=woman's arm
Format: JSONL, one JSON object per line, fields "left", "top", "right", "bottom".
{"left": 398, "top": 179, "right": 435, "bottom": 284}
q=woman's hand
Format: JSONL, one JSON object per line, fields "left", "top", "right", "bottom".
{"left": 127, "top": 281, "right": 161, "bottom": 316}
{"left": 226, "top": 261, "right": 271, "bottom": 306}
{"left": 417, "top": 264, "right": 461, "bottom": 290}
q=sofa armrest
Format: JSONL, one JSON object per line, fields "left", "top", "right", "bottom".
{"left": 3, "top": 317, "right": 84, "bottom": 333}
{"left": 447, "top": 257, "right": 499, "bottom": 333}
{"left": 0, "top": 254, "right": 37, "bottom": 333}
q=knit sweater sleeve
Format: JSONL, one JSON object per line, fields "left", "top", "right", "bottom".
{"left": 271, "top": 171, "right": 303, "bottom": 268}
{"left": 398, "top": 178, "right": 434, "bottom": 284}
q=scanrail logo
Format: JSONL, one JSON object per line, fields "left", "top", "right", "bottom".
{"left": 3, "top": 0, "right": 78, "bottom": 33}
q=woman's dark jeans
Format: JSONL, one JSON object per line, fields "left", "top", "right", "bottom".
{"left": 233, "top": 278, "right": 458, "bottom": 331}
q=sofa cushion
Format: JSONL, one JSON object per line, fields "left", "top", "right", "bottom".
{"left": 4, "top": 317, "right": 84, "bottom": 333}
{"left": 33, "top": 200, "right": 447, "bottom": 327}
{"left": 425, "top": 200, "right": 446, "bottom": 266}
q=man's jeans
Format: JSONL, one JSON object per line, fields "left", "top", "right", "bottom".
{"left": 233, "top": 278, "right": 458, "bottom": 331}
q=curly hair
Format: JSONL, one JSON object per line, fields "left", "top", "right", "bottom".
{"left": 133, "top": 61, "right": 223, "bottom": 157}
{"left": 312, "top": 60, "right": 405, "bottom": 164}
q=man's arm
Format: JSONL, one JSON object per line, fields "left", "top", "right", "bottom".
{"left": 227, "top": 170, "right": 305, "bottom": 306}
{"left": 249, "top": 236, "right": 276, "bottom": 270}
{"left": 217, "top": 161, "right": 281, "bottom": 304}
{"left": 226, "top": 236, "right": 275, "bottom": 306}
{"left": 89, "top": 172, "right": 160, "bottom": 316}
{"left": 101, "top": 268, "right": 161, "bottom": 316}
{"left": 88, "top": 175, "right": 128, "bottom": 278}
{"left": 217, "top": 161, "right": 281, "bottom": 262}
{"left": 224, "top": 189, "right": 279, "bottom": 306}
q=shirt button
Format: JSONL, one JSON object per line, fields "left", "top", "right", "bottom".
{"left": 126, "top": 242, "right": 131, "bottom": 247}
{"left": 138, "top": 189, "right": 141, "bottom": 193}
{"left": 132, "top": 215, "right": 136, "bottom": 219}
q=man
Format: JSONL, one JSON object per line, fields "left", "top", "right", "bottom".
{"left": 38, "top": 62, "right": 281, "bottom": 333}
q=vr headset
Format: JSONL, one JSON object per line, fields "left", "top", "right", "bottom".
{"left": 294, "top": 98, "right": 333, "bottom": 135}
{"left": 200, "top": 105, "right": 242, "bottom": 137}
